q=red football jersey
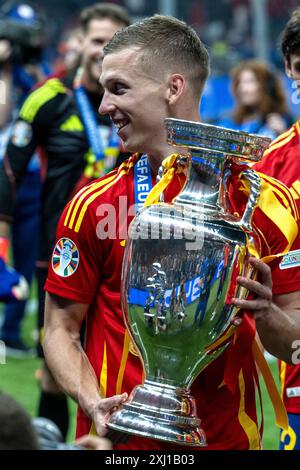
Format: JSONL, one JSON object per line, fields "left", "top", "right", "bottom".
{"left": 254, "top": 121, "right": 300, "bottom": 413}
{"left": 45, "top": 154, "right": 296, "bottom": 448}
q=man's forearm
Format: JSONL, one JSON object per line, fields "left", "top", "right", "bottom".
{"left": 44, "top": 327, "right": 102, "bottom": 420}
{"left": 44, "top": 293, "right": 128, "bottom": 438}
{"left": 255, "top": 303, "right": 300, "bottom": 364}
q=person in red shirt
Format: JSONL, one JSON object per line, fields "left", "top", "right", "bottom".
{"left": 44, "top": 15, "right": 300, "bottom": 450}
{"left": 253, "top": 7, "right": 300, "bottom": 450}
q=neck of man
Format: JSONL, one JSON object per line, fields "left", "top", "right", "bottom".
{"left": 147, "top": 146, "right": 175, "bottom": 174}
{"left": 148, "top": 142, "right": 191, "bottom": 175}
{"left": 148, "top": 111, "right": 201, "bottom": 174}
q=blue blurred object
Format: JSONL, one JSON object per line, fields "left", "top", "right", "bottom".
{"left": 282, "top": 74, "right": 300, "bottom": 121}
{"left": 200, "top": 75, "right": 234, "bottom": 123}
{"left": 0, "top": 257, "right": 29, "bottom": 302}
{"left": 200, "top": 72, "right": 299, "bottom": 124}
{"left": 0, "top": 1, "right": 45, "bottom": 49}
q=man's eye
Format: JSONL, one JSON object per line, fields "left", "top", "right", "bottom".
{"left": 113, "top": 84, "right": 126, "bottom": 94}
{"left": 93, "top": 39, "right": 105, "bottom": 46}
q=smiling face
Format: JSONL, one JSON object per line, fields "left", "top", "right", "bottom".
{"left": 81, "top": 18, "right": 125, "bottom": 89}
{"left": 99, "top": 47, "right": 173, "bottom": 158}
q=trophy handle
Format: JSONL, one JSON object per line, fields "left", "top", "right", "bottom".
{"left": 238, "top": 168, "right": 261, "bottom": 231}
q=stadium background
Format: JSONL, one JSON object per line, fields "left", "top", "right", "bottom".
{"left": 23, "top": 0, "right": 300, "bottom": 120}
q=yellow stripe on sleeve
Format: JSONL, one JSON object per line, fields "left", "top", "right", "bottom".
{"left": 263, "top": 132, "right": 295, "bottom": 157}
{"left": 239, "top": 174, "right": 298, "bottom": 264}
{"left": 257, "top": 172, "right": 299, "bottom": 219}
{"left": 20, "top": 79, "right": 66, "bottom": 123}
{"left": 74, "top": 168, "right": 130, "bottom": 232}
{"left": 64, "top": 160, "right": 132, "bottom": 229}
{"left": 64, "top": 170, "right": 119, "bottom": 229}
{"left": 269, "top": 125, "right": 295, "bottom": 146}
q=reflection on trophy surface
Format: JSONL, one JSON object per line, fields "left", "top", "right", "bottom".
{"left": 144, "top": 263, "right": 168, "bottom": 333}
{"left": 107, "top": 119, "right": 271, "bottom": 446}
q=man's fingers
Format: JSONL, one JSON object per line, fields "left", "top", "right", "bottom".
{"left": 102, "top": 392, "right": 128, "bottom": 412}
{"left": 236, "top": 276, "right": 272, "bottom": 301}
{"left": 231, "top": 297, "right": 270, "bottom": 311}
{"left": 248, "top": 257, "right": 273, "bottom": 290}
{"left": 93, "top": 393, "right": 128, "bottom": 437}
{"left": 75, "top": 434, "right": 113, "bottom": 450}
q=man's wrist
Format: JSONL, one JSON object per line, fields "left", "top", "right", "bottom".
{"left": 78, "top": 392, "right": 102, "bottom": 421}
{"left": 255, "top": 302, "right": 277, "bottom": 324}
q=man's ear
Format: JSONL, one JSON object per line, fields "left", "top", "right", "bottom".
{"left": 285, "top": 59, "right": 292, "bottom": 78}
{"left": 166, "top": 74, "right": 185, "bottom": 105}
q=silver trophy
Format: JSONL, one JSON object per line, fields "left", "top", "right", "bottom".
{"left": 107, "top": 119, "right": 271, "bottom": 446}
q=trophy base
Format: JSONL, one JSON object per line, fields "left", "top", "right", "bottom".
{"left": 107, "top": 380, "right": 206, "bottom": 447}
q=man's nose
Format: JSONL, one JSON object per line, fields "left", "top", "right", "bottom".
{"left": 99, "top": 91, "right": 114, "bottom": 115}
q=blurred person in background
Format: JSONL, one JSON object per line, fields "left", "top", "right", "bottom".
{"left": 0, "top": 391, "right": 112, "bottom": 450}
{"left": 217, "top": 59, "right": 292, "bottom": 139}
{"left": 0, "top": 2, "right": 130, "bottom": 441}
{"left": 0, "top": 1, "right": 51, "bottom": 356}
{"left": 54, "top": 27, "right": 83, "bottom": 77}
{"left": 0, "top": 391, "right": 39, "bottom": 450}
{"left": 254, "top": 7, "right": 300, "bottom": 451}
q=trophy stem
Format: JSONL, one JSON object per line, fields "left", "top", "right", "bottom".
{"left": 173, "top": 150, "right": 226, "bottom": 211}
{"left": 107, "top": 380, "right": 206, "bottom": 447}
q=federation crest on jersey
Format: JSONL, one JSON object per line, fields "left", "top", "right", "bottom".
{"left": 52, "top": 238, "right": 79, "bottom": 277}
{"left": 11, "top": 121, "right": 33, "bottom": 147}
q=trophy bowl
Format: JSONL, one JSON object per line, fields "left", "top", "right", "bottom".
{"left": 107, "top": 119, "right": 271, "bottom": 446}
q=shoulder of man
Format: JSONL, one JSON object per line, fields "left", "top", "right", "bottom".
{"left": 259, "top": 121, "right": 299, "bottom": 161}
{"left": 251, "top": 121, "right": 300, "bottom": 184}
{"left": 18, "top": 77, "right": 70, "bottom": 125}
{"left": 61, "top": 155, "right": 137, "bottom": 235}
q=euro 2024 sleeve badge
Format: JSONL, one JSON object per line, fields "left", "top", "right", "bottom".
{"left": 52, "top": 238, "right": 79, "bottom": 277}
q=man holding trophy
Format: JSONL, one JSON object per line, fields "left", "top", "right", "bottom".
{"left": 43, "top": 15, "right": 300, "bottom": 450}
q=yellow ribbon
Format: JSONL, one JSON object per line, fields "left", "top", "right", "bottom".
{"left": 252, "top": 339, "right": 288, "bottom": 430}
{"left": 144, "top": 153, "right": 181, "bottom": 207}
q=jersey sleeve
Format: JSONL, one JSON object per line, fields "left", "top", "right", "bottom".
{"left": 227, "top": 165, "right": 299, "bottom": 292}
{"left": 253, "top": 134, "right": 300, "bottom": 295}
{"left": 271, "top": 234, "right": 300, "bottom": 295}
{"left": 45, "top": 200, "right": 104, "bottom": 304}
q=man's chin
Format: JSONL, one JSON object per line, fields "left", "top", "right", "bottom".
{"left": 122, "top": 141, "right": 134, "bottom": 153}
